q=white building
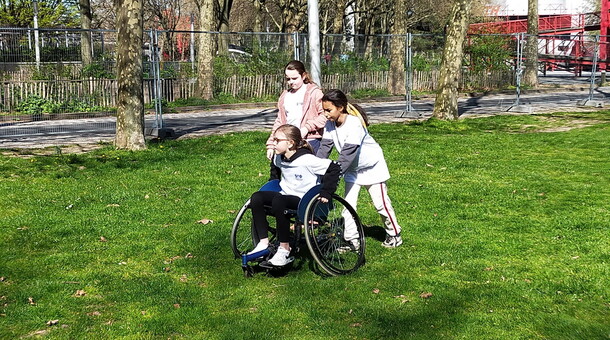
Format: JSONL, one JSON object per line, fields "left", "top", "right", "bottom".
{"left": 487, "top": 0, "right": 593, "bottom": 16}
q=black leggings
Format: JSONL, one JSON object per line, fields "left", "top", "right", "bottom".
{"left": 250, "top": 191, "right": 300, "bottom": 243}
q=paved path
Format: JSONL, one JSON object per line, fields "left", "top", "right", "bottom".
{"left": 1, "top": 86, "right": 608, "bottom": 151}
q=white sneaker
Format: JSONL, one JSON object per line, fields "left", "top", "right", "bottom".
{"left": 382, "top": 234, "right": 403, "bottom": 248}
{"left": 337, "top": 239, "right": 360, "bottom": 254}
{"left": 247, "top": 241, "right": 269, "bottom": 255}
{"left": 268, "top": 246, "right": 293, "bottom": 266}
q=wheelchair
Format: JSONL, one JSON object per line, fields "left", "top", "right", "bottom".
{"left": 231, "top": 180, "right": 366, "bottom": 277}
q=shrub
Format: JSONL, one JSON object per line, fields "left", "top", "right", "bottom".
{"left": 16, "top": 95, "right": 47, "bottom": 115}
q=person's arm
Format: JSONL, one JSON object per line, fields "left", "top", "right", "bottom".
{"left": 336, "top": 143, "right": 360, "bottom": 174}
{"left": 300, "top": 88, "right": 327, "bottom": 137}
{"left": 316, "top": 137, "right": 334, "bottom": 158}
{"left": 318, "top": 161, "right": 341, "bottom": 201}
{"left": 269, "top": 158, "right": 281, "bottom": 181}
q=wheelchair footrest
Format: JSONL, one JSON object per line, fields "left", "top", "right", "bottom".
{"left": 241, "top": 248, "right": 271, "bottom": 266}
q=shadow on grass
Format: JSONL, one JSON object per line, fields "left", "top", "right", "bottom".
{"left": 364, "top": 225, "right": 387, "bottom": 243}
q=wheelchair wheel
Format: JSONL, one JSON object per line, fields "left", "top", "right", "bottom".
{"left": 230, "top": 200, "right": 278, "bottom": 258}
{"left": 303, "top": 193, "right": 365, "bottom": 276}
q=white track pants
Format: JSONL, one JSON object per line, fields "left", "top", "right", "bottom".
{"left": 343, "top": 181, "right": 402, "bottom": 241}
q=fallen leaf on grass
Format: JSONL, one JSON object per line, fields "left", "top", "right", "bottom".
{"left": 419, "top": 292, "right": 433, "bottom": 299}
{"left": 185, "top": 253, "right": 193, "bottom": 259}
{"left": 28, "top": 297, "right": 36, "bottom": 305}
{"left": 372, "top": 288, "right": 380, "bottom": 294}
{"left": 484, "top": 267, "right": 494, "bottom": 271}
{"left": 99, "top": 236, "right": 107, "bottom": 242}
{"left": 29, "top": 329, "right": 50, "bottom": 336}
{"left": 571, "top": 256, "right": 580, "bottom": 260}
{"left": 73, "top": 290, "right": 86, "bottom": 297}
{"left": 87, "top": 311, "right": 101, "bottom": 316}
{"left": 393, "top": 295, "right": 411, "bottom": 303}
{"left": 197, "top": 219, "right": 213, "bottom": 225}
{"left": 179, "top": 275, "right": 188, "bottom": 282}
{"left": 350, "top": 323, "right": 362, "bottom": 327}
{"left": 46, "top": 320, "right": 59, "bottom": 326}
{"left": 227, "top": 210, "right": 236, "bottom": 214}
{"left": 173, "top": 304, "right": 180, "bottom": 309}
{"left": 0, "top": 277, "right": 5, "bottom": 282}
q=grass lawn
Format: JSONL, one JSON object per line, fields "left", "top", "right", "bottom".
{"left": 1, "top": 112, "right": 609, "bottom": 339}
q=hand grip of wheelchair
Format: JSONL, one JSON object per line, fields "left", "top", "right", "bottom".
{"left": 241, "top": 248, "right": 270, "bottom": 266}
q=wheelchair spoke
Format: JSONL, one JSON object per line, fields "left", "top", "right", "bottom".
{"left": 304, "top": 195, "right": 366, "bottom": 276}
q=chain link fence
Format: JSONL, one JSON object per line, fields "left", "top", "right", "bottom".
{"left": 0, "top": 27, "right": 607, "bottom": 139}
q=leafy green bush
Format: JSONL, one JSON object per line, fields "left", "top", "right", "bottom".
{"left": 322, "top": 54, "right": 389, "bottom": 75}
{"left": 16, "top": 95, "right": 111, "bottom": 114}
{"left": 350, "top": 88, "right": 391, "bottom": 99}
{"left": 465, "top": 35, "right": 513, "bottom": 72}
{"left": 81, "top": 62, "right": 114, "bottom": 79}
{"left": 16, "top": 95, "right": 47, "bottom": 115}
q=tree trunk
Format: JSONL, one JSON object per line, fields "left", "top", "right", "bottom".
{"left": 217, "top": 0, "right": 233, "bottom": 56}
{"left": 197, "top": 0, "right": 215, "bottom": 99}
{"left": 114, "top": 0, "right": 146, "bottom": 150}
{"left": 388, "top": 0, "right": 407, "bottom": 95}
{"left": 523, "top": 0, "right": 539, "bottom": 88}
{"left": 432, "top": 0, "right": 471, "bottom": 120}
{"left": 79, "top": 0, "right": 93, "bottom": 66}
{"left": 330, "top": 1, "right": 345, "bottom": 56}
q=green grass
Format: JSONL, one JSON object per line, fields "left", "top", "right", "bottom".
{"left": 1, "top": 112, "right": 609, "bottom": 339}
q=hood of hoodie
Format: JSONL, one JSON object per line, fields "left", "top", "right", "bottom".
{"left": 282, "top": 148, "right": 313, "bottom": 162}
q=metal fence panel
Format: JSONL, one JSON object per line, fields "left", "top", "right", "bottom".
{"left": 1, "top": 27, "right": 606, "bottom": 140}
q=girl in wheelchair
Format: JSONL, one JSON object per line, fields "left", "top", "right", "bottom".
{"left": 248, "top": 124, "right": 341, "bottom": 267}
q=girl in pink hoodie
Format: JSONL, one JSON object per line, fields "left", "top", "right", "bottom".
{"left": 265, "top": 60, "right": 327, "bottom": 160}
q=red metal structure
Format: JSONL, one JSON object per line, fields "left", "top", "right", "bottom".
{"left": 469, "top": 5, "right": 610, "bottom": 73}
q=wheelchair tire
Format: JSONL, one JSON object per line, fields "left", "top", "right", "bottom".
{"left": 230, "top": 199, "right": 256, "bottom": 258}
{"left": 303, "top": 193, "right": 366, "bottom": 276}
{"left": 230, "top": 199, "right": 284, "bottom": 258}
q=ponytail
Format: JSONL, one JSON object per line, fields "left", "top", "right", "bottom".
{"left": 276, "top": 124, "right": 313, "bottom": 152}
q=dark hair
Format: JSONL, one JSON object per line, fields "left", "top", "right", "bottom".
{"left": 285, "top": 60, "right": 314, "bottom": 85}
{"left": 276, "top": 124, "right": 314, "bottom": 153}
{"left": 322, "top": 89, "right": 369, "bottom": 126}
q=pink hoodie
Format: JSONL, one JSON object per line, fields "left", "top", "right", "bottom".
{"left": 266, "top": 83, "right": 327, "bottom": 150}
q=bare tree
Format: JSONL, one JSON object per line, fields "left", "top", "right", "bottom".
{"left": 523, "top": 0, "right": 538, "bottom": 87}
{"left": 91, "top": 0, "right": 116, "bottom": 28}
{"left": 197, "top": 0, "right": 215, "bottom": 99}
{"left": 115, "top": 0, "right": 146, "bottom": 150}
{"left": 80, "top": 0, "right": 93, "bottom": 66}
{"left": 432, "top": 0, "right": 472, "bottom": 120}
